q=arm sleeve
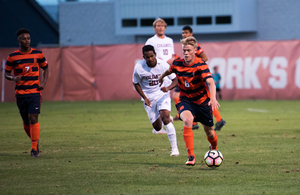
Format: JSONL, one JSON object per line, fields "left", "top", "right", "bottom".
{"left": 5, "top": 56, "right": 13, "bottom": 72}
{"left": 132, "top": 66, "right": 141, "bottom": 84}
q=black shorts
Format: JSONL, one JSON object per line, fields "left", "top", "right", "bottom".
{"left": 216, "top": 88, "right": 221, "bottom": 92}
{"left": 174, "top": 85, "right": 180, "bottom": 93}
{"left": 177, "top": 98, "right": 213, "bottom": 127}
{"left": 16, "top": 94, "right": 41, "bottom": 114}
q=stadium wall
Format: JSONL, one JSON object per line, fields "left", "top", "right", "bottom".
{"left": 1, "top": 39, "right": 300, "bottom": 102}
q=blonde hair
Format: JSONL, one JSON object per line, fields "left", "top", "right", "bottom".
{"left": 153, "top": 18, "right": 167, "bottom": 28}
{"left": 181, "top": 36, "right": 197, "bottom": 49}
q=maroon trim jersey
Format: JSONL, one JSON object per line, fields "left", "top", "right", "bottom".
{"left": 170, "top": 57, "right": 212, "bottom": 106}
{"left": 5, "top": 48, "right": 48, "bottom": 97}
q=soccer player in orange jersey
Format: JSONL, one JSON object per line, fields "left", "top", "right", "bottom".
{"left": 159, "top": 37, "right": 219, "bottom": 166}
{"left": 5, "top": 28, "right": 49, "bottom": 157}
{"left": 173, "top": 26, "right": 226, "bottom": 131}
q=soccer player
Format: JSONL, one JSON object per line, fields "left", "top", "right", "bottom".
{"left": 212, "top": 66, "right": 226, "bottom": 130}
{"left": 4, "top": 28, "right": 49, "bottom": 157}
{"left": 145, "top": 18, "right": 177, "bottom": 65}
{"left": 132, "top": 45, "right": 179, "bottom": 156}
{"left": 158, "top": 37, "right": 219, "bottom": 165}
{"left": 175, "top": 26, "right": 226, "bottom": 131}
{"left": 145, "top": 18, "right": 177, "bottom": 134}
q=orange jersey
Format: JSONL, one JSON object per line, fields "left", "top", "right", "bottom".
{"left": 170, "top": 57, "right": 212, "bottom": 106}
{"left": 5, "top": 48, "right": 48, "bottom": 97}
{"left": 196, "top": 43, "right": 204, "bottom": 56}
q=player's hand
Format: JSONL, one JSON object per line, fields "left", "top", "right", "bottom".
{"left": 14, "top": 75, "right": 22, "bottom": 83}
{"left": 38, "top": 82, "right": 46, "bottom": 90}
{"left": 144, "top": 98, "right": 152, "bottom": 107}
{"left": 208, "top": 98, "right": 220, "bottom": 111}
{"left": 160, "top": 87, "right": 169, "bottom": 93}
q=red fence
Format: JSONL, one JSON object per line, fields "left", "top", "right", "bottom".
{"left": 1, "top": 40, "right": 300, "bottom": 102}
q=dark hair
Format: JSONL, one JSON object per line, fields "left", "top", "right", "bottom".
{"left": 182, "top": 26, "right": 193, "bottom": 33}
{"left": 142, "top": 45, "right": 156, "bottom": 55}
{"left": 16, "top": 28, "right": 30, "bottom": 37}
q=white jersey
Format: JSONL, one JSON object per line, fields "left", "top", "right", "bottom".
{"left": 132, "top": 58, "right": 176, "bottom": 102}
{"left": 145, "top": 35, "right": 175, "bottom": 62}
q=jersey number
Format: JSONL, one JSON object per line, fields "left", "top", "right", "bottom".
{"left": 149, "top": 80, "right": 159, "bottom": 86}
{"left": 163, "top": 49, "right": 168, "bottom": 55}
{"left": 185, "top": 80, "right": 190, "bottom": 88}
{"left": 25, "top": 66, "right": 30, "bottom": 73}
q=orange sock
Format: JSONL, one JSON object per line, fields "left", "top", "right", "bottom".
{"left": 174, "top": 97, "right": 180, "bottom": 117}
{"left": 182, "top": 126, "right": 194, "bottom": 156}
{"left": 192, "top": 122, "right": 197, "bottom": 126}
{"left": 23, "top": 123, "right": 31, "bottom": 138}
{"left": 212, "top": 109, "right": 222, "bottom": 122}
{"left": 207, "top": 131, "right": 218, "bottom": 150}
{"left": 30, "top": 123, "right": 40, "bottom": 151}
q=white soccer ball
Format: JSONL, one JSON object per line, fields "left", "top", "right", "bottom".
{"left": 204, "top": 150, "right": 223, "bottom": 167}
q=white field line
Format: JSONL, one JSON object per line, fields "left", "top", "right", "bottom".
{"left": 247, "top": 108, "right": 269, "bottom": 113}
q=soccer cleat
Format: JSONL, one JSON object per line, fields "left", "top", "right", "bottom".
{"left": 186, "top": 155, "right": 195, "bottom": 166}
{"left": 30, "top": 149, "right": 40, "bottom": 157}
{"left": 192, "top": 123, "right": 199, "bottom": 130}
{"left": 152, "top": 128, "right": 167, "bottom": 134}
{"left": 170, "top": 149, "right": 180, "bottom": 156}
{"left": 214, "top": 119, "right": 226, "bottom": 131}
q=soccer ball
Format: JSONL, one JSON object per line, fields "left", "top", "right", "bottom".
{"left": 204, "top": 150, "right": 223, "bottom": 167}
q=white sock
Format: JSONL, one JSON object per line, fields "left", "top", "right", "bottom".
{"left": 164, "top": 123, "right": 178, "bottom": 151}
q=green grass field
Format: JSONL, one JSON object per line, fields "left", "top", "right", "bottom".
{"left": 0, "top": 100, "right": 299, "bottom": 195}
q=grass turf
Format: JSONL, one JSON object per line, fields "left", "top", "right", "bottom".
{"left": 0, "top": 100, "right": 299, "bottom": 195}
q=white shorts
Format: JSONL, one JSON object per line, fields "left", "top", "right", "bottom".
{"left": 144, "top": 93, "right": 171, "bottom": 124}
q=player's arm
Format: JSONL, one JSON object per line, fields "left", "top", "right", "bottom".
{"left": 167, "top": 54, "right": 177, "bottom": 65}
{"left": 4, "top": 71, "right": 21, "bottom": 83}
{"left": 38, "top": 66, "right": 49, "bottom": 90}
{"left": 206, "top": 77, "right": 220, "bottom": 111}
{"left": 197, "top": 51, "right": 208, "bottom": 62}
{"left": 158, "top": 69, "right": 172, "bottom": 86}
{"left": 161, "top": 77, "right": 178, "bottom": 93}
{"left": 133, "top": 83, "right": 151, "bottom": 107}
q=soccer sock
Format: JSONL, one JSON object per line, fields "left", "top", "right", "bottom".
{"left": 23, "top": 123, "right": 31, "bottom": 138}
{"left": 174, "top": 97, "right": 180, "bottom": 117}
{"left": 30, "top": 123, "right": 40, "bottom": 151}
{"left": 192, "top": 122, "right": 197, "bottom": 126}
{"left": 182, "top": 126, "right": 194, "bottom": 156}
{"left": 165, "top": 123, "right": 178, "bottom": 151}
{"left": 207, "top": 131, "right": 218, "bottom": 150}
{"left": 212, "top": 109, "right": 222, "bottom": 122}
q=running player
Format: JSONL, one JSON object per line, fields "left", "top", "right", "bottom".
{"left": 158, "top": 37, "right": 219, "bottom": 165}
{"left": 4, "top": 28, "right": 49, "bottom": 157}
{"left": 174, "top": 26, "right": 226, "bottom": 131}
{"left": 132, "top": 45, "right": 179, "bottom": 156}
{"left": 145, "top": 18, "right": 177, "bottom": 134}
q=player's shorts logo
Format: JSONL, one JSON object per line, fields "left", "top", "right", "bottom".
{"left": 180, "top": 105, "right": 184, "bottom": 110}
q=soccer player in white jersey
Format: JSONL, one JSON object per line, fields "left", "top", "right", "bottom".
{"left": 145, "top": 18, "right": 176, "bottom": 65}
{"left": 132, "top": 45, "right": 179, "bottom": 156}
{"left": 145, "top": 18, "right": 177, "bottom": 134}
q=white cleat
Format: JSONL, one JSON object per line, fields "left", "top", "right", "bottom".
{"left": 152, "top": 128, "right": 167, "bottom": 134}
{"left": 170, "top": 149, "right": 180, "bottom": 156}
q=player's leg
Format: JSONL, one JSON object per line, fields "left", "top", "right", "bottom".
{"left": 28, "top": 94, "right": 42, "bottom": 157}
{"left": 144, "top": 101, "right": 166, "bottom": 134}
{"left": 157, "top": 94, "right": 179, "bottom": 155}
{"left": 17, "top": 97, "right": 31, "bottom": 138}
{"left": 213, "top": 109, "right": 226, "bottom": 131}
{"left": 180, "top": 108, "right": 195, "bottom": 165}
{"left": 159, "top": 109, "right": 179, "bottom": 156}
{"left": 203, "top": 125, "right": 218, "bottom": 150}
